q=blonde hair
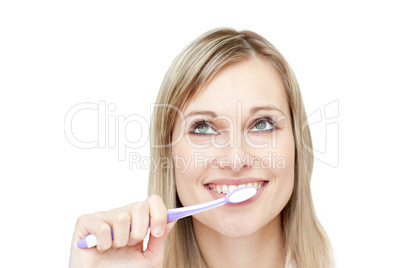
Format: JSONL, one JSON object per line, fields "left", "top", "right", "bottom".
{"left": 148, "top": 28, "right": 333, "bottom": 268}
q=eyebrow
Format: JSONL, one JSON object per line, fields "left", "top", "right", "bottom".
{"left": 249, "top": 105, "right": 285, "bottom": 116}
{"left": 184, "top": 110, "right": 217, "bottom": 119}
{"left": 184, "top": 105, "right": 285, "bottom": 119}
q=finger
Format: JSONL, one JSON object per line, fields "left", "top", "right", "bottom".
{"left": 128, "top": 202, "right": 151, "bottom": 246}
{"left": 111, "top": 211, "right": 131, "bottom": 248}
{"left": 74, "top": 214, "right": 113, "bottom": 253}
{"left": 94, "top": 222, "right": 113, "bottom": 253}
{"left": 146, "top": 195, "right": 168, "bottom": 238}
{"left": 145, "top": 220, "right": 177, "bottom": 260}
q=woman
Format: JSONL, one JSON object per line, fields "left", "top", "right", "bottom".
{"left": 70, "top": 28, "right": 333, "bottom": 268}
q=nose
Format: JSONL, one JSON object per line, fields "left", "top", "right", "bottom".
{"left": 217, "top": 139, "right": 251, "bottom": 173}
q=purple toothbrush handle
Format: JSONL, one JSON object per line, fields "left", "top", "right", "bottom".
{"left": 166, "top": 197, "right": 226, "bottom": 222}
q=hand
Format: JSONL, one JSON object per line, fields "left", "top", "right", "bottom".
{"left": 69, "top": 195, "right": 176, "bottom": 268}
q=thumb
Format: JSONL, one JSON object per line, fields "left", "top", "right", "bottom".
{"left": 144, "top": 220, "right": 177, "bottom": 261}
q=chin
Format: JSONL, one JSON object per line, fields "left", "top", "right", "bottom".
{"left": 194, "top": 208, "right": 277, "bottom": 238}
{"left": 217, "top": 224, "right": 260, "bottom": 237}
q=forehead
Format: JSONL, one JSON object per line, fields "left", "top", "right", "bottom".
{"left": 184, "top": 58, "right": 289, "bottom": 116}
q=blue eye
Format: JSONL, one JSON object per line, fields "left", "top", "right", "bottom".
{"left": 250, "top": 118, "right": 275, "bottom": 132}
{"left": 192, "top": 121, "right": 217, "bottom": 134}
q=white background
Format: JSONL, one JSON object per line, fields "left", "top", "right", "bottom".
{"left": 1, "top": 1, "right": 401, "bottom": 267}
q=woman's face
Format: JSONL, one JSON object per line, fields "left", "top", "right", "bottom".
{"left": 171, "top": 58, "right": 295, "bottom": 237}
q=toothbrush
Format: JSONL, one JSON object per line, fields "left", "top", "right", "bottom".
{"left": 77, "top": 186, "right": 257, "bottom": 248}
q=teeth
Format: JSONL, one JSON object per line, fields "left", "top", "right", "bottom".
{"left": 208, "top": 181, "right": 266, "bottom": 194}
{"left": 222, "top": 185, "right": 228, "bottom": 194}
{"left": 228, "top": 185, "right": 237, "bottom": 193}
{"left": 216, "top": 185, "right": 222, "bottom": 193}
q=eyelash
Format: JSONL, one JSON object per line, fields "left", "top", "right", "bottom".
{"left": 188, "top": 116, "right": 278, "bottom": 135}
{"left": 189, "top": 120, "right": 216, "bottom": 135}
{"left": 250, "top": 116, "right": 278, "bottom": 132}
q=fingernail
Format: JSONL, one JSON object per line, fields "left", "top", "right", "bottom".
{"left": 128, "top": 239, "right": 138, "bottom": 246}
{"left": 153, "top": 225, "right": 163, "bottom": 237}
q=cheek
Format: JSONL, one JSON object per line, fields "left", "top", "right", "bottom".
{"left": 250, "top": 131, "right": 294, "bottom": 171}
{"left": 172, "top": 140, "right": 206, "bottom": 206}
{"left": 252, "top": 131, "right": 295, "bottom": 203}
{"left": 268, "top": 133, "right": 295, "bottom": 207}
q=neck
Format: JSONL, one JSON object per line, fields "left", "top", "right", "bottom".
{"left": 193, "top": 213, "right": 285, "bottom": 268}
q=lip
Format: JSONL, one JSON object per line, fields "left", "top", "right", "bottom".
{"left": 203, "top": 177, "right": 269, "bottom": 185}
{"left": 203, "top": 177, "right": 269, "bottom": 206}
